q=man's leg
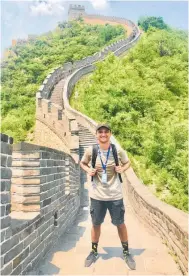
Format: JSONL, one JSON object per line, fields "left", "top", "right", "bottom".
{"left": 91, "top": 224, "right": 101, "bottom": 254}
{"left": 108, "top": 199, "right": 136, "bottom": 270}
{"left": 117, "top": 223, "right": 128, "bottom": 242}
{"left": 117, "top": 223, "right": 135, "bottom": 270}
{"left": 91, "top": 224, "right": 101, "bottom": 243}
{"left": 85, "top": 199, "right": 107, "bottom": 267}
{"left": 117, "top": 223, "right": 129, "bottom": 254}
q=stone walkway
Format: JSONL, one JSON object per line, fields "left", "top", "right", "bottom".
{"left": 33, "top": 180, "right": 181, "bottom": 276}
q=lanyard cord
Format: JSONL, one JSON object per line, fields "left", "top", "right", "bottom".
{"left": 97, "top": 145, "right": 111, "bottom": 172}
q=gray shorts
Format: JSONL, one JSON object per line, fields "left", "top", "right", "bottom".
{"left": 90, "top": 198, "right": 125, "bottom": 226}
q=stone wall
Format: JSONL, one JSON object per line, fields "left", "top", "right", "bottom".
{"left": 68, "top": 4, "right": 86, "bottom": 21}
{"left": 0, "top": 14, "right": 141, "bottom": 275}
{"left": 61, "top": 28, "right": 141, "bottom": 134}
{"left": 62, "top": 27, "right": 140, "bottom": 128}
{"left": 35, "top": 93, "right": 79, "bottom": 156}
{"left": 35, "top": 15, "right": 140, "bottom": 155}
{"left": 83, "top": 14, "right": 137, "bottom": 36}
{"left": 2, "top": 10, "right": 188, "bottom": 275}
{"left": 34, "top": 120, "right": 70, "bottom": 153}
{"left": 1, "top": 134, "right": 13, "bottom": 273}
{"left": 124, "top": 169, "right": 188, "bottom": 274}
{"left": 83, "top": 14, "right": 137, "bottom": 26}
{"left": 1, "top": 139, "right": 80, "bottom": 275}
{"left": 62, "top": 54, "right": 188, "bottom": 275}
{"left": 36, "top": 15, "right": 140, "bottom": 101}
{"left": 38, "top": 33, "right": 140, "bottom": 101}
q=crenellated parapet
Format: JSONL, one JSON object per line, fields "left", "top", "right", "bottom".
{"left": 2, "top": 7, "right": 188, "bottom": 275}
{"left": 1, "top": 10, "right": 142, "bottom": 276}
{"left": 1, "top": 138, "right": 80, "bottom": 275}
{"left": 35, "top": 14, "right": 140, "bottom": 160}
{"left": 82, "top": 14, "right": 138, "bottom": 36}
{"left": 62, "top": 63, "right": 188, "bottom": 274}
{"left": 62, "top": 33, "right": 188, "bottom": 276}
{"left": 38, "top": 63, "right": 72, "bottom": 100}
{"left": 68, "top": 4, "right": 86, "bottom": 21}
{"left": 36, "top": 36, "right": 139, "bottom": 101}
{"left": 1, "top": 133, "right": 13, "bottom": 245}
{"left": 37, "top": 13, "right": 140, "bottom": 100}
{"left": 35, "top": 93, "right": 79, "bottom": 157}
{"left": 83, "top": 14, "right": 137, "bottom": 26}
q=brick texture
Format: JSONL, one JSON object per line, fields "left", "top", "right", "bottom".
{"left": 0, "top": 12, "right": 143, "bottom": 276}
{"left": 0, "top": 134, "right": 13, "bottom": 274}
{"left": 1, "top": 142, "right": 80, "bottom": 276}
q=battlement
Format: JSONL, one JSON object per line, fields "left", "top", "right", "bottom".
{"left": 0, "top": 135, "right": 80, "bottom": 275}
{"left": 68, "top": 4, "right": 85, "bottom": 21}
{"left": 2, "top": 10, "right": 188, "bottom": 276}
{"left": 68, "top": 4, "right": 85, "bottom": 11}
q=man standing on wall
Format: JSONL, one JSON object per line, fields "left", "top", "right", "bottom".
{"left": 80, "top": 123, "right": 136, "bottom": 270}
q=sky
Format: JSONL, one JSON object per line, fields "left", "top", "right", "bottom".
{"left": 1, "top": 0, "right": 188, "bottom": 56}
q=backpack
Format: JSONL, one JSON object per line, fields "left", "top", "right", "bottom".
{"left": 91, "top": 143, "right": 123, "bottom": 183}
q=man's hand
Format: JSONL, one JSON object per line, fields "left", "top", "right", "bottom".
{"left": 87, "top": 168, "right": 97, "bottom": 176}
{"left": 80, "top": 161, "right": 98, "bottom": 176}
{"left": 115, "top": 161, "right": 131, "bottom": 174}
{"left": 115, "top": 165, "right": 124, "bottom": 174}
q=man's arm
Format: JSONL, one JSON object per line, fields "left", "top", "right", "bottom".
{"left": 80, "top": 146, "right": 97, "bottom": 176}
{"left": 115, "top": 160, "right": 131, "bottom": 174}
{"left": 80, "top": 161, "right": 97, "bottom": 176}
{"left": 115, "top": 147, "right": 131, "bottom": 173}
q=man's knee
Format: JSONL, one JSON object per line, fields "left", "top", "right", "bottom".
{"left": 117, "top": 223, "right": 126, "bottom": 230}
{"left": 92, "top": 224, "right": 101, "bottom": 229}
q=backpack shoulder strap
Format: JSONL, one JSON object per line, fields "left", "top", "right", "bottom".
{"left": 91, "top": 144, "right": 98, "bottom": 168}
{"left": 91, "top": 144, "right": 98, "bottom": 181}
{"left": 111, "top": 143, "right": 123, "bottom": 183}
{"left": 111, "top": 144, "right": 119, "bottom": 166}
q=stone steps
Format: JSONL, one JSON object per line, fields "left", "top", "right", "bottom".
{"left": 79, "top": 139, "right": 94, "bottom": 143}
{"left": 79, "top": 136, "right": 95, "bottom": 140}
{"left": 79, "top": 132, "right": 95, "bottom": 138}
{"left": 78, "top": 124, "right": 96, "bottom": 205}
{"left": 79, "top": 135, "right": 95, "bottom": 139}
{"left": 50, "top": 79, "right": 65, "bottom": 107}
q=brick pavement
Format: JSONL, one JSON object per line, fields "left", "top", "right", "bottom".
{"left": 33, "top": 180, "right": 181, "bottom": 276}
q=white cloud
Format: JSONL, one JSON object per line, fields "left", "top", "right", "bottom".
{"left": 29, "top": 0, "right": 109, "bottom": 16}
{"left": 30, "top": 0, "right": 65, "bottom": 16}
{"left": 90, "top": 0, "right": 108, "bottom": 10}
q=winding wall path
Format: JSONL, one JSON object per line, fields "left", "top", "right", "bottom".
{"left": 33, "top": 127, "right": 181, "bottom": 275}
{"left": 33, "top": 13, "right": 188, "bottom": 275}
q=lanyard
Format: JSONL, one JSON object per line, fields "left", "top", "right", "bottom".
{"left": 97, "top": 145, "right": 111, "bottom": 172}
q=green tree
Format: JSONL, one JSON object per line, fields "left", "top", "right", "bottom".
{"left": 138, "top": 16, "right": 169, "bottom": 32}
{"left": 70, "top": 27, "right": 188, "bottom": 211}
{"left": 1, "top": 21, "right": 126, "bottom": 142}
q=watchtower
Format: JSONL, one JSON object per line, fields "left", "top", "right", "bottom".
{"left": 68, "top": 4, "right": 85, "bottom": 21}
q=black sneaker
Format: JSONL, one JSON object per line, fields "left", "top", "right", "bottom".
{"left": 85, "top": 250, "right": 98, "bottom": 267}
{"left": 123, "top": 250, "right": 136, "bottom": 270}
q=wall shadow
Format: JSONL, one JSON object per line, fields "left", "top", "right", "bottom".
{"left": 31, "top": 207, "right": 89, "bottom": 275}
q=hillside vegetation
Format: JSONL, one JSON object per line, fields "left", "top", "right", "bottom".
{"left": 138, "top": 16, "right": 169, "bottom": 31}
{"left": 1, "top": 20, "right": 126, "bottom": 142}
{"left": 70, "top": 27, "right": 188, "bottom": 211}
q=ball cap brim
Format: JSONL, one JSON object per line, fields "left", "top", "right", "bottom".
{"left": 96, "top": 123, "right": 111, "bottom": 132}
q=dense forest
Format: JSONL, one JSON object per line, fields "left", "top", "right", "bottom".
{"left": 70, "top": 25, "right": 188, "bottom": 211}
{"left": 1, "top": 20, "right": 126, "bottom": 141}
